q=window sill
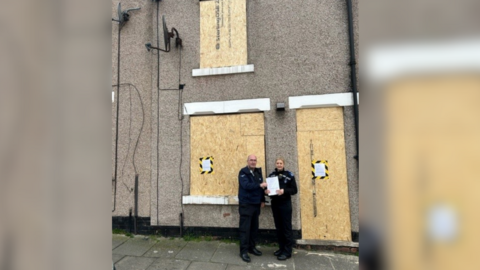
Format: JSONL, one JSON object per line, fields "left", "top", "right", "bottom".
{"left": 192, "top": 64, "right": 254, "bottom": 77}
{"left": 182, "top": 195, "right": 271, "bottom": 205}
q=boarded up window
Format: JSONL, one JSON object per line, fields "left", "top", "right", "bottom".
{"left": 190, "top": 113, "right": 265, "bottom": 195}
{"left": 200, "top": 0, "right": 247, "bottom": 68}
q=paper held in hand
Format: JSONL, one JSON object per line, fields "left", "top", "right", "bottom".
{"left": 266, "top": 176, "right": 280, "bottom": 196}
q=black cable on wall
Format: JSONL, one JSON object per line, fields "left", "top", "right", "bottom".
{"left": 152, "top": 0, "right": 185, "bottom": 226}
{"left": 112, "top": 83, "right": 146, "bottom": 217}
{"left": 112, "top": 20, "right": 121, "bottom": 213}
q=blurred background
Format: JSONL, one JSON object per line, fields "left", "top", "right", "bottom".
{"left": 361, "top": 0, "right": 480, "bottom": 269}
{"left": 0, "top": 1, "right": 111, "bottom": 270}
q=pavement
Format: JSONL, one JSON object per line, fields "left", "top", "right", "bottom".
{"left": 113, "top": 235, "right": 359, "bottom": 270}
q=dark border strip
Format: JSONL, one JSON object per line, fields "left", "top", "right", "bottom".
{"left": 112, "top": 216, "right": 301, "bottom": 243}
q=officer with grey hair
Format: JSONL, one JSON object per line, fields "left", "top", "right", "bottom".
{"left": 237, "top": 154, "right": 267, "bottom": 263}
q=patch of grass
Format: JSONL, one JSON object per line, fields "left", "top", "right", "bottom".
{"left": 149, "top": 235, "right": 159, "bottom": 242}
{"left": 203, "top": 235, "right": 213, "bottom": 241}
{"left": 181, "top": 233, "right": 216, "bottom": 242}
{"left": 112, "top": 229, "right": 127, "bottom": 235}
{"left": 112, "top": 229, "right": 134, "bottom": 238}
{"left": 182, "top": 233, "right": 198, "bottom": 242}
{"left": 169, "top": 237, "right": 175, "bottom": 240}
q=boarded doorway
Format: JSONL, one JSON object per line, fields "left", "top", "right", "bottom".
{"left": 296, "top": 107, "right": 351, "bottom": 240}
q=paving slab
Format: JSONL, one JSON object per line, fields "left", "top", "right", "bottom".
{"left": 186, "top": 261, "right": 227, "bottom": 270}
{"left": 143, "top": 238, "right": 188, "bottom": 258}
{"left": 248, "top": 246, "right": 294, "bottom": 269}
{"left": 211, "top": 243, "right": 280, "bottom": 266}
{"left": 113, "top": 254, "right": 126, "bottom": 263}
{"left": 293, "top": 249, "right": 358, "bottom": 270}
{"left": 114, "top": 256, "right": 156, "bottom": 270}
{"left": 113, "top": 236, "right": 157, "bottom": 256}
{"left": 175, "top": 241, "right": 220, "bottom": 262}
{"left": 111, "top": 235, "right": 359, "bottom": 270}
{"left": 210, "top": 243, "right": 246, "bottom": 265}
{"left": 329, "top": 252, "right": 359, "bottom": 270}
{"left": 253, "top": 260, "right": 295, "bottom": 270}
{"left": 226, "top": 265, "right": 270, "bottom": 270}
{"left": 113, "top": 235, "right": 129, "bottom": 249}
{"left": 146, "top": 258, "right": 191, "bottom": 270}
{"left": 241, "top": 247, "right": 294, "bottom": 269}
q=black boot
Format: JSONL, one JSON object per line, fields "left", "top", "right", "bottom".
{"left": 240, "top": 253, "right": 251, "bottom": 262}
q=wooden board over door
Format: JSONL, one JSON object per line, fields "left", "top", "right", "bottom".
{"left": 296, "top": 107, "right": 351, "bottom": 240}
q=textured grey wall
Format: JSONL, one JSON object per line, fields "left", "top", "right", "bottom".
{"left": 112, "top": 0, "right": 358, "bottom": 232}
{"left": 112, "top": 0, "right": 153, "bottom": 218}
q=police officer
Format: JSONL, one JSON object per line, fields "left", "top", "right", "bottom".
{"left": 266, "top": 157, "right": 298, "bottom": 260}
{"left": 238, "top": 154, "right": 268, "bottom": 263}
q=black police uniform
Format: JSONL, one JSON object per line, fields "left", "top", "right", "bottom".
{"left": 268, "top": 168, "right": 298, "bottom": 257}
{"left": 238, "top": 166, "right": 266, "bottom": 256}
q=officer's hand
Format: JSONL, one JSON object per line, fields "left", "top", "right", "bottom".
{"left": 265, "top": 189, "right": 270, "bottom": 195}
{"left": 276, "top": 189, "right": 284, "bottom": 195}
{"left": 261, "top": 202, "right": 265, "bottom": 208}
{"left": 260, "top": 182, "right": 268, "bottom": 188}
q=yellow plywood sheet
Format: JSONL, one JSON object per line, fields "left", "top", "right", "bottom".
{"left": 296, "top": 107, "right": 351, "bottom": 241}
{"left": 296, "top": 107, "right": 344, "bottom": 132}
{"left": 297, "top": 131, "right": 351, "bottom": 240}
{"left": 385, "top": 76, "right": 480, "bottom": 270}
{"left": 200, "top": 0, "right": 247, "bottom": 68}
{"left": 190, "top": 113, "right": 265, "bottom": 196}
{"left": 241, "top": 113, "right": 265, "bottom": 136}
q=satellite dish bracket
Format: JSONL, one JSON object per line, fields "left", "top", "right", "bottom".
{"left": 145, "top": 16, "right": 183, "bottom": 52}
{"left": 112, "top": 3, "right": 141, "bottom": 29}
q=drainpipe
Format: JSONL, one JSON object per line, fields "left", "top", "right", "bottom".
{"left": 346, "top": 0, "right": 359, "bottom": 162}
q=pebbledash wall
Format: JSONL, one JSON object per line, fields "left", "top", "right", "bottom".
{"left": 112, "top": 0, "right": 358, "bottom": 242}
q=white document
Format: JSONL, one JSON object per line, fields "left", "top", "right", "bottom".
{"left": 314, "top": 163, "right": 326, "bottom": 177}
{"left": 266, "top": 176, "right": 280, "bottom": 196}
{"left": 202, "top": 159, "right": 211, "bottom": 171}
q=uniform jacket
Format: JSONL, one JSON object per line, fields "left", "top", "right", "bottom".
{"left": 238, "top": 166, "right": 266, "bottom": 204}
{"left": 267, "top": 169, "right": 298, "bottom": 201}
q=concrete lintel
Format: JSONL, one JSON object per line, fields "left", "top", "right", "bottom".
{"left": 289, "top": 93, "right": 359, "bottom": 109}
{"left": 183, "top": 98, "right": 270, "bottom": 115}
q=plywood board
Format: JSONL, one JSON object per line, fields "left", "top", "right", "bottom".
{"left": 296, "top": 107, "right": 344, "bottom": 132}
{"left": 296, "top": 108, "right": 351, "bottom": 241}
{"left": 200, "top": 0, "right": 247, "bottom": 68}
{"left": 241, "top": 113, "right": 265, "bottom": 136}
{"left": 190, "top": 113, "right": 265, "bottom": 196}
{"left": 385, "top": 76, "right": 480, "bottom": 270}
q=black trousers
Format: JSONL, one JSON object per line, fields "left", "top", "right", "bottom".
{"left": 271, "top": 199, "right": 293, "bottom": 256}
{"left": 238, "top": 203, "right": 261, "bottom": 254}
